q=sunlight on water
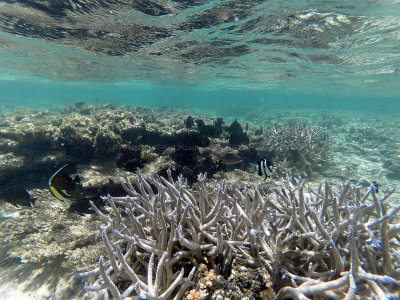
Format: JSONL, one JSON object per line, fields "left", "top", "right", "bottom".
{"left": 0, "top": 1, "right": 399, "bottom": 300}
{"left": 0, "top": 0, "right": 399, "bottom": 97}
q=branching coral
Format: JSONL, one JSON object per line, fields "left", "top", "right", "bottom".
{"left": 256, "top": 123, "right": 331, "bottom": 177}
{"left": 78, "top": 170, "right": 400, "bottom": 299}
{"left": 271, "top": 178, "right": 400, "bottom": 299}
{"left": 78, "top": 169, "right": 239, "bottom": 299}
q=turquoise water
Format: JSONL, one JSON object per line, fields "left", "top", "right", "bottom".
{"left": 1, "top": 0, "right": 399, "bottom": 113}
{"left": 1, "top": 79, "right": 400, "bottom": 115}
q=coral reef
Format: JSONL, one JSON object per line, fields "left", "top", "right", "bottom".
{"left": 228, "top": 119, "right": 249, "bottom": 146}
{"left": 78, "top": 170, "right": 400, "bottom": 299}
{"left": 0, "top": 104, "right": 337, "bottom": 192}
{"left": 251, "top": 123, "right": 331, "bottom": 178}
{"left": 78, "top": 170, "right": 231, "bottom": 299}
{"left": 1, "top": 105, "right": 399, "bottom": 300}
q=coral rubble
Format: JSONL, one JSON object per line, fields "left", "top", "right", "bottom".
{"left": 0, "top": 189, "right": 104, "bottom": 299}
{"left": 78, "top": 170, "right": 400, "bottom": 299}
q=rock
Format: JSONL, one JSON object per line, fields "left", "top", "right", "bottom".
{"left": 185, "top": 116, "right": 195, "bottom": 129}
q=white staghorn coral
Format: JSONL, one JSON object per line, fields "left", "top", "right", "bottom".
{"left": 77, "top": 169, "right": 244, "bottom": 299}
{"left": 256, "top": 123, "right": 332, "bottom": 178}
{"left": 77, "top": 170, "right": 400, "bottom": 299}
{"left": 273, "top": 178, "right": 400, "bottom": 299}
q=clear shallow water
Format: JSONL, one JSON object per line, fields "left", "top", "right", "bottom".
{"left": 0, "top": 2, "right": 400, "bottom": 299}
{"left": 0, "top": 0, "right": 400, "bottom": 105}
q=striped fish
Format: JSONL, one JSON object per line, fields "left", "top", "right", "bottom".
{"left": 257, "top": 159, "right": 273, "bottom": 180}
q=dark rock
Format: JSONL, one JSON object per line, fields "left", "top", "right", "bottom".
{"left": 163, "top": 150, "right": 221, "bottom": 186}
{"left": 122, "top": 124, "right": 146, "bottom": 142}
{"left": 214, "top": 117, "right": 224, "bottom": 129}
{"left": 238, "top": 148, "right": 258, "bottom": 164}
{"left": 228, "top": 119, "right": 249, "bottom": 146}
{"left": 228, "top": 119, "right": 243, "bottom": 134}
{"left": 195, "top": 118, "right": 223, "bottom": 138}
{"left": 142, "top": 130, "right": 171, "bottom": 148}
{"left": 172, "top": 132, "right": 208, "bottom": 168}
{"left": 173, "top": 147, "right": 199, "bottom": 167}
{"left": 97, "top": 179, "right": 127, "bottom": 197}
{"left": 64, "top": 143, "right": 93, "bottom": 161}
{"left": 74, "top": 101, "right": 85, "bottom": 108}
{"left": 229, "top": 133, "right": 249, "bottom": 146}
{"left": 68, "top": 196, "right": 104, "bottom": 215}
{"left": 212, "top": 117, "right": 225, "bottom": 136}
{"left": 185, "top": 116, "right": 195, "bottom": 129}
{"left": 174, "top": 131, "right": 210, "bottom": 148}
{"left": 116, "top": 147, "right": 143, "bottom": 172}
{"left": 195, "top": 155, "right": 223, "bottom": 177}
{"left": 195, "top": 119, "right": 206, "bottom": 131}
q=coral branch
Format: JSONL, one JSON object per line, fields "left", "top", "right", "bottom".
{"left": 78, "top": 171, "right": 400, "bottom": 299}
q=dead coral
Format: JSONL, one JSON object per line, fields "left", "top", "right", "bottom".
{"left": 0, "top": 189, "right": 105, "bottom": 298}
{"left": 184, "top": 262, "right": 275, "bottom": 300}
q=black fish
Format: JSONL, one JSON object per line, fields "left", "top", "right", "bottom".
{"left": 97, "top": 179, "right": 127, "bottom": 197}
{"left": 68, "top": 180, "right": 125, "bottom": 214}
{"left": 0, "top": 187, "right": 35, "bottom": 208}
{"left": 68, "top": 196, "right": 104, "bottom": 214}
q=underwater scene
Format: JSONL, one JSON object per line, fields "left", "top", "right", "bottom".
{"left": 0, "top": 1, "right": 400, "bottom": 299}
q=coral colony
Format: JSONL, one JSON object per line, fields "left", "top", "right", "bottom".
{"left": 77, "top": 169, "right": 400, "bottom": 299}
{"left": 2, "top": 105, "right": 399, "bottom": 298}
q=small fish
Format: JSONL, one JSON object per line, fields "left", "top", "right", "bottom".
{"left": 68, "top": 196, "right": 103, "bottom": 214}
{"left": 97, "top": 179, "right": 127, "bottom": 197}
{"left": 321, "top": 132, "right": 329, "bottom": 140}
{"left": 372, "top": 181, "right": 379, "bottom": 193}
{"left": 68, "top": 180, "right": 124, "bottom": 214}
{"left": 48, "top": 164, "right": 80, "bottom": 201}
{"left": 217, "top": 152, "right": 242, "bottom": 165}
{"left": 249, "top": 159, "right": 273, "bottom": 180}
{"left": 0, "top": 187, "right": 35, "bottom": 208}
